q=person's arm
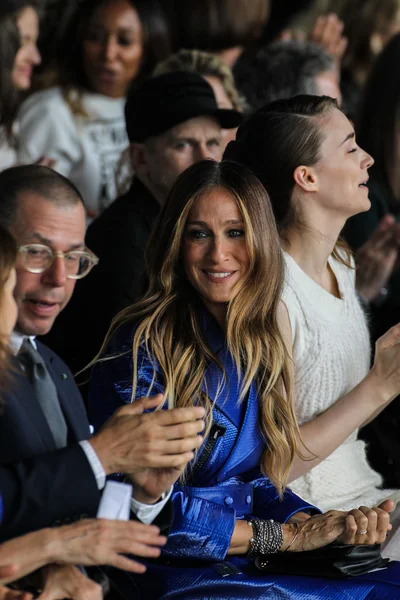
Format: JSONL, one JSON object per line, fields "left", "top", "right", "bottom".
{"left": 228, "top": 504, "right": 391, "bottom": 554}
{"left": 278, "top": 302, "right": 400, "bottom": 482}
{"left": 0, "top": 519, "right": 167, "bottom": 584}
{"left": 0, "top": 446, "right": 101, "bottom": 542}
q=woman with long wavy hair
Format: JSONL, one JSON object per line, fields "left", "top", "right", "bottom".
{"left": 88, "top": 159, "right": 396, "bottom": 599}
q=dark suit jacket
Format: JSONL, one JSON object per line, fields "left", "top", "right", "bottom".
{"left": 0, "top": 340, "right": 173, "bottom": 542}
{"left": 0, "top": 341, "right": 101, "bottom": 540}
{"left": 42, "top": 177, "right": 160, "bottom": 382}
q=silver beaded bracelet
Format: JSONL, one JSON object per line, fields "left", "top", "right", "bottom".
{"left": 247, "top": 518, "right": 283, "bottom": 558}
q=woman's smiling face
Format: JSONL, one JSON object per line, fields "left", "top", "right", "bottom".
{"left": 183, "top": 186, "right": 250, "bottom": 323}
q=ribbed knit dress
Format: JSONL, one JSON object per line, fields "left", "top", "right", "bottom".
{"left": 283, "top": 251, "right": 398, "bottom": 512}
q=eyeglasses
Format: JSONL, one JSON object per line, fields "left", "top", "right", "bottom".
{"left": 18, "top": 244, "right": 99, "bottom": 279}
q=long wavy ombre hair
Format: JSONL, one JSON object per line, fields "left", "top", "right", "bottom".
{"left": 101, "top": 160, "right": 301, "bottom": 494}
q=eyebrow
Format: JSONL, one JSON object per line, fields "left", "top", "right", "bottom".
{"left": 27, "top": 232, "right": 85, "bottom": 251}
{"left": 187, "top": 219, "right": 244, "bottom": 227}
{"left": 340, "top": 132, "right": 355, "bottom": 146}
{"left": 89, "top": 23, "right": 136, "bottom": 34}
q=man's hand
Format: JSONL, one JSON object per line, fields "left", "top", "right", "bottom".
{"left": 0, "top": 586, "right": 32, "bottom": 600}
{"left": 37, "top": 566, "right": 102, "bottom": 600}
{"left": 129, "top": 466, "right": 184, "bottom": 505}
{"left": 355, "top": 215, "right": 400, "bottom": 302}
{"left": 50, "top": 519, "right": 166, "bottom": 573}
{"left": 90, "top": 395, "right": 205, "bottom": 478}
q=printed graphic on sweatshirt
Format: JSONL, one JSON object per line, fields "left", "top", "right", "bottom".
{"left": 87, "top": 117, "right": 128, "bottom": 214}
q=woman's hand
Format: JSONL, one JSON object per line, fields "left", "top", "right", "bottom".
{"left": 282, "top": 510, "right": 347, "bottom": 551}
{"left": 337, "top": 505, "right": 391, "bottom": 546}
{"left": 283, "top": 504, "right": 392, "bottom": 551}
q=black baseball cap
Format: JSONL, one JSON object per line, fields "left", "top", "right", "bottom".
{"left": 125, "top": 71, "right": 243, "bottom": 143}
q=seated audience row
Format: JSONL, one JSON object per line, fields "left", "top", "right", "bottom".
{"left": 1, "top": 157, "right": 399, "bottom": 599}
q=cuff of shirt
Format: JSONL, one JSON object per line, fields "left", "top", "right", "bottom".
{"left": 131, "top": 486, "right": 173, "bottom": 524}
{"left": 79, "top": 440, "right": 106, "bottom": 490}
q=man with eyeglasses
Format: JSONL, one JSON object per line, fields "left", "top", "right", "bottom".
{"left": 0, "top": 166, "right": 205, "bottom": 595}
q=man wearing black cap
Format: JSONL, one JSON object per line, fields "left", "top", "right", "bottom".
{"left": 43, "top": 72, "right": 242, "bottom": 379}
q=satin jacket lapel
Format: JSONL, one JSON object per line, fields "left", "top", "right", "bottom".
{"left": 202, "top": 319, "right": 262, "bottom": 482}
{"left": 43, "top": 353, "right": 90, "bottom": 443}
{"left": 11, "top": 357, "right": 58, "bottom": 451}
{"left": 219, "top": 381, "right": 263, "bottom": 481}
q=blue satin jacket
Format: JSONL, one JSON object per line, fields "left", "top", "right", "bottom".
{"left": 89, "top": 315, "right": 316, "bottom": 559}
{"left": 88, "top": 316, "right": 400, "bottom": 599}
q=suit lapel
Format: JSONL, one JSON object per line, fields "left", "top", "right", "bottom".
{"left": 39, "top": 347, "right": 90, "bottom": 443}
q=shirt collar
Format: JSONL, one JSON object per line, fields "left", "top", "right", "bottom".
{"left": 10, "top": 331, "right": 37, "bottom": 355}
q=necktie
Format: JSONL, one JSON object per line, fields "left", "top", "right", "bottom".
{"left": 19, "top": 339, "right": 68, "bottom": 449}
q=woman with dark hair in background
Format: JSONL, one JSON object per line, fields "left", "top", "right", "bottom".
{"left": 0, "top": 0, "right": 41, "bottom": 170}
{"left": 16, "top": 0, "right": 171, "bottom": 220}
{"left": 343, "top": 32, "right": 400, "bottom": 488}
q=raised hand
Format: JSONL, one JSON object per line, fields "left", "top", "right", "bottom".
{"left": 369, "top": 323, "right": 400, "bottom": 402}
{"left": 355, "top": 214, "right": 399, "bottom": 302}
{"left": 90, "top": 395, "right": 205, "bottom": 483}
{"left": 308, "top": 13, "right": 348, "bottom": 65}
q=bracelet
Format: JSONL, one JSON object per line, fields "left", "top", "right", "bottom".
{"left": 247, "top": 519, "right": 283, "bottom": 557}
{"left": 283, "top": 523, "right": 299, "bottom": 552}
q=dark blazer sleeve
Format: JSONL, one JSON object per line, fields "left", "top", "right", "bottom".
{"left": 0, "top": 444, "right": 101, "bottom": 542}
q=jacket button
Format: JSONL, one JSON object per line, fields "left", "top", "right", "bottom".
{"left": 224, "top": 496, "right": 233, "bottom": 506}
{"left": 246, "top": 495, "right": 252, "bottom": 504}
